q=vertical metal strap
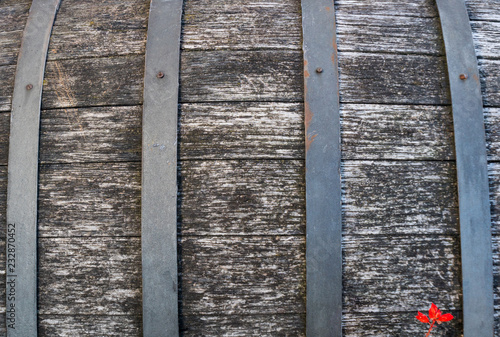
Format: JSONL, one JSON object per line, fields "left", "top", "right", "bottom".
{"left": 6, "top": 0, "right": 60, "bottom": 335}
{"left": 436, "top": 0, "right": 494, "bottom": 335}
{"left": 142, "top": 0, "right": 183, "bottom": 335}
{"left": 302, "top": 1, "right": 342, "bottom": 336}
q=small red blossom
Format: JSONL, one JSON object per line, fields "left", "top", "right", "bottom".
{"left": 416, "top": 303, "right": 454, "bottom": 336}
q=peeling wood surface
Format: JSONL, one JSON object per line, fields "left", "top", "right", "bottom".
{"left": 38, "top": 315, "right": 142, "bottom": 337}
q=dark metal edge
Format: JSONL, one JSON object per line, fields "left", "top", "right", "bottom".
{"left": 435, "top": 0, "right": 494, "bottom": 335}
{"left": 6, "top": 0, "right": 61, "bottom": 336}
{"left": 302, "top": 1, "right": 342, "bottom": 336}
{"left": 141, "top": 0, "right": 183, "bottom": 335}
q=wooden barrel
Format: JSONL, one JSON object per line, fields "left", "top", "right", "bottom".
{"left": 1, "top": 0, "right": 499, "bottom": 335}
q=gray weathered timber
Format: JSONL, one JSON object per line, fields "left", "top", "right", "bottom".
{"left": 302, "top": 0, "right": 342, "bottom": 335}
{"left": 142, "top": 0, "right": 183, "bottom": 334}
{"left": 180, "top": 236, "right": 305, "bottom": 316}
{"left": 485, "top": 108, "right": 500, "bottom": 161}
{"left": 47, "top": 0, "right": 148, "bottom": 61}
{"left": 336, "top": 14, "right": 444, "bottom": 55}
{"left": 437, "top": 0, "right": 494, "bottom": 334}
{"left": 471, "top": 21, "right": 500, "bottom": 59}
{"left": 179, "top": 160, "right": 304, "bottom": 236}
{"left": 341, "top": 104, "right": 454, "bottom": 161}
{"left": 0, "top": 31, "right": 24, "bottom": 67}
{"left": 39, "top": 316, "right": 142, "bottom": 337}
{"left": 38, "top": 237, "right": 141, "bottom": 316}
{"left": 488, "top": 163, "right": 500, "bottom": 235}
{"left": 479, "top": 59, "right": 500, "bottom": 107}
{"left": 179, "top": 103, "right": 304, "bottom": 160}
{"left": 336, "top": 0, "right": 439, "bottom": 18}
{"left": 0, "top": 66, "right": 16, "bottom": 112}
{"left": 180, "top": 314, "right": 305, "bottom": 337}
{"left": 0, "top": 113, "right": 9, "bottom": 165}
{"left": 182, "top": 0, "right": 301, "bottom": 51}
{"left": 343, "top": 161, "right": 459, "bottom": 235}
{"left": 338, "top": 52, "right": 450, "bottom": 105}
{"left": 39, "top": 106, "right": 142, "bottom": 164}
{"left": 465, "top": 0, "right": 500, "bottom": 22}
{"left": 0, "top": 2, "right": 31, "bottom": 33}
{"left": 37, "top": 162, "right": 140, "bottom": 237}
{"left": 6, "top": 0, "right": 60, "bottom": 335}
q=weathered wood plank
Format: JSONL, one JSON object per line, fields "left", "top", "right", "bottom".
{"left": 343, "top": 235, "right": 462, "bottom": 313}
{"left": 37, "top": 162, "right": 141, "bottom": 237}
{"left": 47, "top": 0, "right": 148, "bottom": 61}
{"left": 471, "top": 21, "right": 500, "bottom": 59}
{"left": 38, "top": 237, "right": 142, "bottom": 316}
{"left": 0, "top": 3, "right": 31, "bottom": 33}
{"left": 39, "top": 106, "right": 141, "bottom": 164}
{"left": 180, "top": 103, "right": 303, "bottom": 160}
{"left": 0, "top": 167, "right": 5, "bottom": 232}
{"left": 336, "top": 0, "right": 439, "bottom": 18}
{"left": 488, "top": 163, "right": 500, "bottom": 236}
{"left": 336, "top": 14, "right": 444, "bottom": 55}
{"left": 341, "top": 104, "right": 454, "bottom": 161}
{"left": 0, "top": 65, "right": 15, "bottom": 112}
{"left": 39, "top": 315, "right": 142, "bottom": 337}
{"left": 338, "top": 52, "right": 450, "bottom": 105}
{"left": 343, "top": 161, "right": 458, "bottom": 235}
{"left": 182, "top": 0, "right": 301, "bottom": 51}
{"left": 179, "top": 235, "right": 305, "bottom": 316}
{"left": 41, "top": 57, "right": 144, "bottom": 109}
{"left": 485, "top": 108, "right": 500, "bottom": 161}
{"left": 480, "top": 59, "right": 500, "bottom": 107}
{"left": 181, "top": 314, "right": 305, "bottom": 337}
{"left": 180, "top": 160, "right": 305, "bottom": 236}
{"left": 343, "top": 312, "right": 462, "bottom": 336}
{"left": 0, "top": 31, "right": 23, "bottom": 66}
{"left": 0, "top": 113, "right": 8, "bottom": 166}
{"left": 180, "top": 50, "right": 303, "bottom": 103}
{"left": 465, "top": 0, "right": 500, "bottom": 22}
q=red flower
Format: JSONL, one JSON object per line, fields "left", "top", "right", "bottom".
{"left": 416, "top": 311, "right": 430, "bottom": 324}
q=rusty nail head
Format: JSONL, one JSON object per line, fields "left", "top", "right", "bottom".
{"left": 459, "top": 73, "right": 468, "bottom": 80}
{"left": 157, "top": 72, "right": 164, "bottom": 79}
{"left": 316, "top": 67, "right": 323, "bottom": 74}
{"left": 26, "top": 84, "right": 33, "bottom": 90}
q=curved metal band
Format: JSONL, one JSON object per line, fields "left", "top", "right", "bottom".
{"left": 6, "top": 0, "right": 61, "bottom": 335}
{"left": 142, "top": 0, "right": 183, "bottom": 335}
{"left": 302, "top": 1, "right": 342, "bottom": 336}
{"left": 436, "top": 0, "right": 494, "bottom": 335}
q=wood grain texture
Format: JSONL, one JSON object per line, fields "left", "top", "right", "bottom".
{"left": 0, "top": 2, "right": 30, "bottom": 33}
{"left": 341, "top": 104, "right": 454, "bottom": 161}
{"left": 38, "top": 162, "right": 141, "bottom": 237}
{"left": 343, "top": 312, "right": 462, "bottom": 336}
{"left": 465, "top": 0, "right": 500, "bottom": 22}
{"left": 182, "top": 0, "right": 301, "bottom": 51}
{"left": 0, "top": 113, "right": 8, "bottom": 166}
{"left": 0, "top": 65, "right": 15, "bottom": 112}
{"left": 338, "top": 52, "right": 450, "bottom": 105}
{"left": 42, "top": 57, "right": 144, "bottom": 109}
{"left": 180, "top": 160, "right": 304, "bottom": 236}
{"left": 336, "top": 14, "right": 444, "bottom": 55}
{"left": 38, "top": 237, "right": 141, "bottom": 316}
{"left": 471, "top": 21, "right": 500, "bottom": 59}
{"left": 485, "top": 108, "right": 500, "bottom": 161}
{"left": 0, "top": 31, "right": 23, "bottom": 66}
{"left": 179, "top": 235, "right": 305, "bottom": 316}
{"left": 480, "top": 59, "right": 500, "bottom": 107}
{"left": 0, "top": 167, "right": 6, "bottom": 236}
{"left": 47, "top": 0, "right": 148, "bottom": 61}
{"left": 343, "top": 161, "right": 459, "bottom": 235}
{"left": 488, "top": 163, "right": 500, "bottom": 235}
{"left": 336, "top": 0, "right": 439, "bottom": 18}
{"left": 180, "top": 103, "right": 303, "bottom": 160}
{"left": 181, "top": 314, "right": 305, "bottom": 337}
{"left": 39, "top": 315, "right": 142, "bottom": 337}
{"left": 39, "top": 106, "right": 142, "bottom": 164}
{"left": 180, "top": 50, "right": 303, "bottom": 103}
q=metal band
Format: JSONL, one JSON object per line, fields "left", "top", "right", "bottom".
{"left": 142, "top": 0, "right": 183, "bottom": 335}
{"left": 302, "top": 1, "right": 342, "bottom": 336}
{"left": 436, "top": 0, "right": 494, "bottom": 335}
{"left": 6, "top": 0, "right": 60, "bottom": 335}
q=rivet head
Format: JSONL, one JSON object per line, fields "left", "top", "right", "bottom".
{"left": 316, "top": 67, "right": 323, "bottom": 74}
{"left": 157, "top": 72, "right": 164, "bottom": 79}
{"left": 459, "top": 73, "right": 468, "bottom": 80}
{"left": 26, "top": 84, "right": 33, "bottom": 90}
